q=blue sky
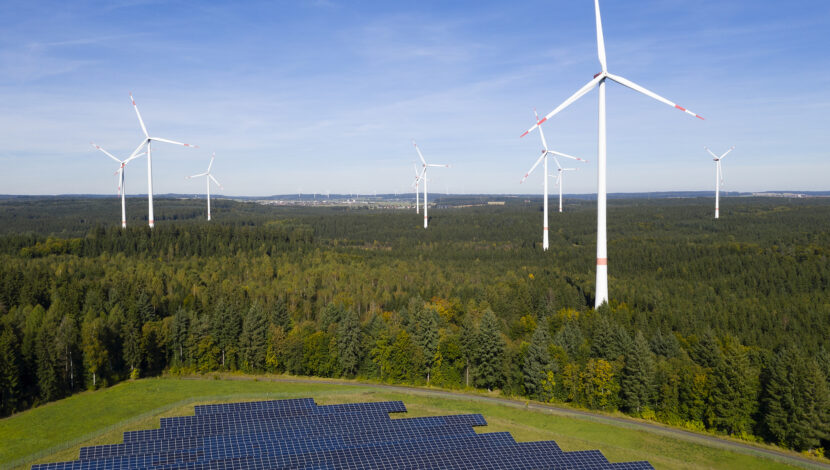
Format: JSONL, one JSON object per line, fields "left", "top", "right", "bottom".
{"left": 1, "top": 0, "right": 828, "bottom": 196}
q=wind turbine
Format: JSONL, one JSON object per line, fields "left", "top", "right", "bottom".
{"left": 412, "top": 163, "right": 425, "bottom": 214}
{"left": 125, "top": 93, "right": 198, "bottom": 228}
{"left": 186, "top": 153, "right": 223, "bottom": 221}
{"left": 704, "top": 146, "right": 734, "bottom": 219}
{"left": 520, "top": 109, "right": 586, "bottom": 250}
{"left": 520, "top": 0, "right": 704, "bottom": 307}
{"left": 550, "top": 155, "right": 584, "bottom": 213}
{"left": 413, "top": 140, "right": 449, "bottom": 229}
{"left": 91, "top": 142, "right": 145, "bottom": 229}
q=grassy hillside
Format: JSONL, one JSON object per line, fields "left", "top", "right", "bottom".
{"left": 1, "top": 376, "right": 824, "bottom": 470}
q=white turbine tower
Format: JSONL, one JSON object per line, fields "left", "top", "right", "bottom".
{"left": 186, "top": 153, "right": 223, "bottom": 221}
{"left": 521, "top": 0, "right": 704, "bottom": 308}
{"left": 412, "top": 163, "right": 425, "bottom": 214}
{"left": 704, "top": 146, "right": 734, "bottom": 219}
{"left": 550, "top": 154, "right": 584, "bottom": 213}
{"left": 91, "top": 142, "right": 145, "bottom": 229}
{"left": 520, "top": 109, "right": 586, "bottom": 250}
{"left": 412, "top": 140, "right": 449, "bottom": 229}
{"left": 125, "top": 93, "right": 198, "bottom": 228}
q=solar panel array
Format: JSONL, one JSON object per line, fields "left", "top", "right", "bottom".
{"left": 34, "top": 398, "right": 654, "bottom": 469}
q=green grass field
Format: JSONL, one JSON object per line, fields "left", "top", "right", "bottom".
{"left": 1, "top": 376, "right": 826, "bottom": 470}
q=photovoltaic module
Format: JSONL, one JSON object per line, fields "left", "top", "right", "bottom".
{"left": 33, "top": 398, "right": 654, "bottom": 469}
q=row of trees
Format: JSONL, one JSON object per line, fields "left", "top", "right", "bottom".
{"left": 2, "top": 293, "right": 828, "bottom": 452}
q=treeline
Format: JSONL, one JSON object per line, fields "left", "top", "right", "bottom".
{"left": 0, "top": 196, "right": 828, "bottom": 455}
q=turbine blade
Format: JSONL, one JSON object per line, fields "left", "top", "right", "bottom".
{"left": 547, "top": 150, "right": 587, "bottom": 163}
{"left": 719, "top": 146, "right": 735, "bottom": 160}
{"left": 718, "top": 161, "right": 724, "bottom": 185}
{"left": 606, "top": 73, "right": 704, "bottom": 120}
{"left": 209, "top": 174, "right": 223, "bottom": 189}
{"left": 704, "top": 146, "right": 719, "bottom": 159}
{"left": 91, "top": 142, "right": 122, "bottom": 164}
{"left": 187, "top": 172, "right": 208, "bottom": 179}
{"left": 123, "top": 151, "right": 145, "bottom": 165}
{"left": 520, "top": 152, "right": 546, "bottom": 184}
{"left": 207, "top": 152, "right": 215, "bottom": 172}
{"left": 427, "top": 163, "right": 449, "bottom": 168}
{"left": 521, "top": 75, "right": 602, "bottom": 138}
{"left": 412, "top": 140, "right": 427, "bottom": 166}
{"left": 152, "top": 136, "right": 198, "bottom": 148}
{"left": 129, "top": 92, "right": 150, "bottom": 137}
{"left": 595, "top": 0, "right": 607, "bottom": 72}
{"left": 126, "top": 139, "right": 148, "bottom": 161}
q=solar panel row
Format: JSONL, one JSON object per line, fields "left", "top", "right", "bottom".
{"left": 160, "top": 400, "right": 406, "bottom": 428}
{"left": 35, "top": 397, "right": 654, "bottom": 470}
{"left": 80, "top": 414, "right": 486, "bottom": 460}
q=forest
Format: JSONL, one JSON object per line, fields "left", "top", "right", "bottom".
{"left": 0, "top": 195, "right": 828, "bottom": 456}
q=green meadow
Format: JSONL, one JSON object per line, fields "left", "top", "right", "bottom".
{"left": 1, "top": 376, "right": 825, "bottom": 470}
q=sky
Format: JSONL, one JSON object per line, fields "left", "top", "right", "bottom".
{"left": 0, "top": 0, "right": 828, "bottom": 196}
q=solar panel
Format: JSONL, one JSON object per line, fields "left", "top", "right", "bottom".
{"left": 37, "top": 397, "right": 654, "bottom": 470}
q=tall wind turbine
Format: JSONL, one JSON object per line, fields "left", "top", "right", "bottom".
{"left": 550, "top": 155, "right": 584, "bottom": 213}
{"left": 126, "top": 93, "right": 198, "bottom": 228}
{"left": 412, "top": 140, "right": 449, "bottom": 229}
{"left": 91, "top": 142, "right": 145, "bottom": 228}
{"left": 186, "top": 153, "right": 223, "bottom": 221}
{"left": 520, "top": 0, "right": 704, "bottom": 307}
{"left": 704, "top": 146, "right": 734, "bottom": 219}
{"left": 520, "top": 109, "right": 586, "bottom": 250}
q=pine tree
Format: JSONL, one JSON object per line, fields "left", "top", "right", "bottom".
{"left": 523, "top": 324, "right": 553, "bottom": 399}
{"left": 211, "top": 300, "right": 241, "bottom": 369}
{"left": 473, "top": 310, "right": 504, "bottom": 391}
{"left": 412, "top": 306, "right": 439, "bottom": 384}
{"left": 707, "top": 336, "right": 757, "bottom": 435}
{"left": 35, "top": 316, "right": 61, "bottom": 401}
{"left": 620, "top": 330, "right": 655, "bottom": 414}
{"left": 650, "top": 328, "right": 681, "bottom": 358}
{"left": 553, "top": 321, "right": 584, "bottom": 360}
{"left": 763, "top": 348, "right": 830, "bottom": 451}
{"left": 0, "top": 326, "right": 22, "bottom": 415}
{"left": 239, "top": 303, "right": 268, "bottom": 372}
{"left": 170, "top": 308, "right": 190, "bottom": 366}
{"left": 459, "top": 313, "right": 476, "bottom": 387}
{"left": 336, "top": 308, "right": 362, "bottom": 377}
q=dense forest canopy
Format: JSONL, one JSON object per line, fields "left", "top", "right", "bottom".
{"left": 0, "top": 196, "right": 828, "bottom": 454}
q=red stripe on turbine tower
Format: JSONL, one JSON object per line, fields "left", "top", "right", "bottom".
{"left": 597, "top": 258, "right": 608, "bottom": 266}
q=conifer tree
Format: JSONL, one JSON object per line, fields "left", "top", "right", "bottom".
{"left": 0, "top": 326, "right": 21, "bottom": 415}
{"left": 412, "top": 306, "right": 439, "bottom": 384}
{"left": 239, "top": 303, "right": 268, "bottom": 372}
{"left": 707, "top": 336, "right": 757, "bottom": 435}
{"left": 474, "top": 310, "right": 504, "bottom": 391}
{"left": 336, "top": 308, "right": 362, "bottom": 377}
{"left": 523, "top": 324, "right": 553, "bottom": 400}
{"left": 620, "top": 330, "right": 655, "bottom": 414}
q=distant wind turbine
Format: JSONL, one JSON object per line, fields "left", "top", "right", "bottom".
{"left": 413, "top": 140, "right": 449, "bottom": 229}
{"left": 186, "top": 153, "right": 223, "bottom": 221}
{"left": 520, "top": 0, "right": 704, "bottom": 307}
{"left": 704, "top": 146, "right": 734, "bottom": 219}
{"left": 412, "top": 163, "right": 424, "bottom": 214}
{"left": 550, "top": 154, "right": 584, "bottom": 213}
{"left": 125, "top": 93, "right": 199, "bottom": 228}
{"left": 91, "top": 142, "right": 145, "bottom": 228}
{"left": 520, "top": 109, "right": 586, "bottom": 250}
